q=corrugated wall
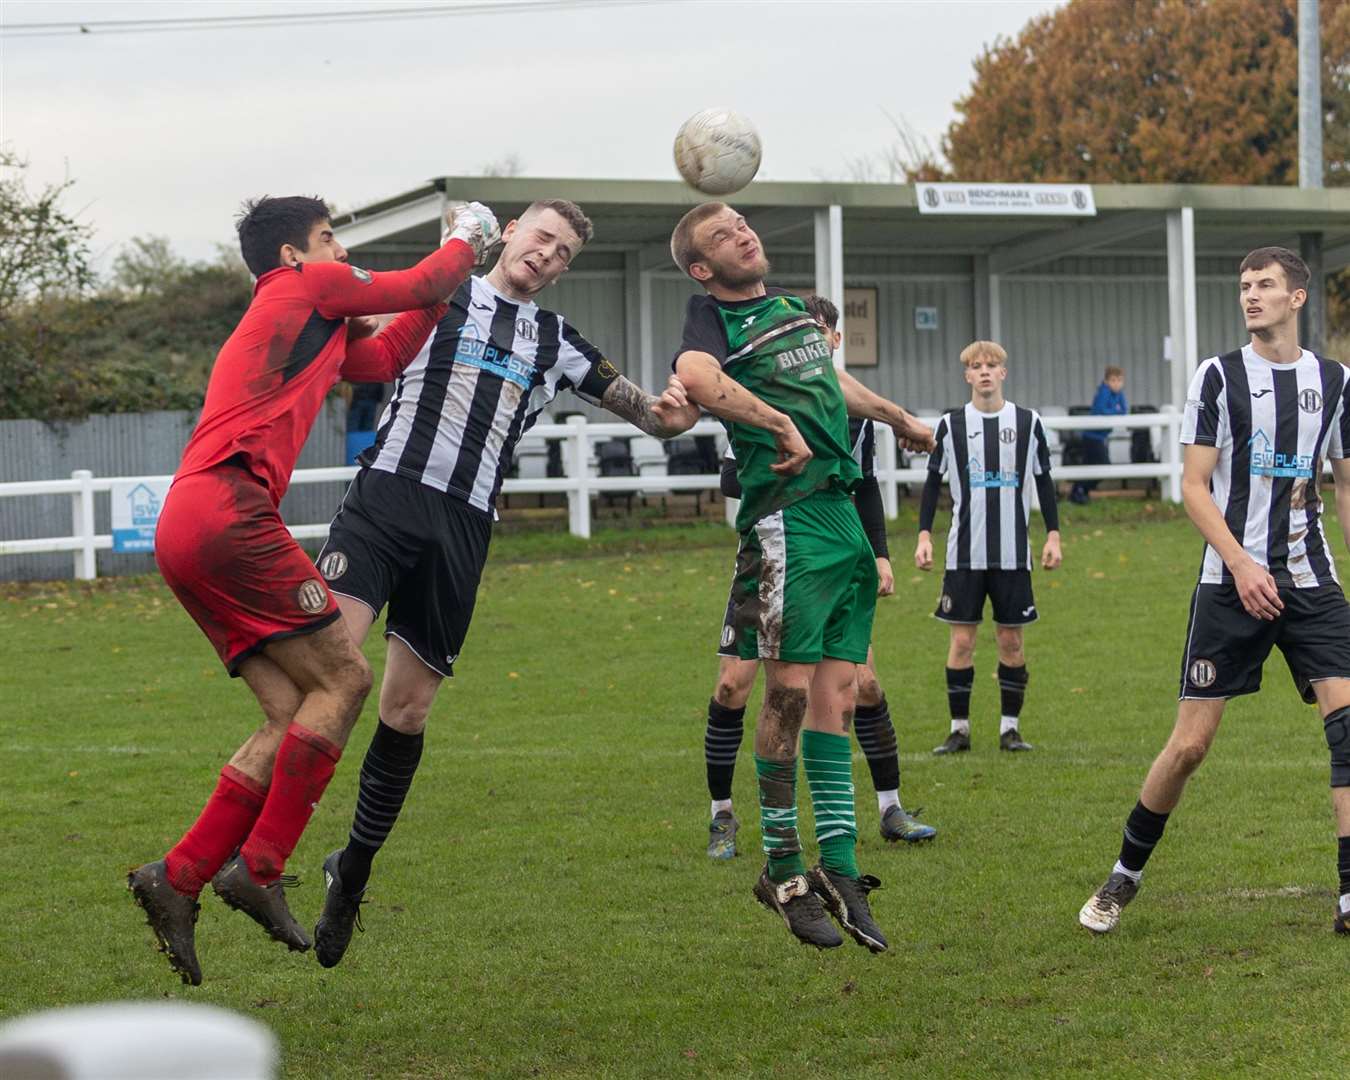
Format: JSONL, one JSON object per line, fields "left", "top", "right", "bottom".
{"left": 1000, "top": 256, "right": 1247, "bottom": 411}
{"left": 0, "top": 406, "right": 347, "bottom": 581}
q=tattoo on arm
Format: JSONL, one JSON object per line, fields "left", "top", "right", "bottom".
{"left": 602, "top": 376, "right": 672, "bottom": 437}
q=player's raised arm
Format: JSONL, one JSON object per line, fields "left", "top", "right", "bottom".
{"left": 600, "top": 374, "right": 701, "bottom": 438}
{"left": 339, "top": 305, "right": 448, "bottom": 383}
{"left": 675, "top": 350, "right": 811, "bottom": 475}
{"left": 835, "top": 368, "right": 935, "bottom": 453}
{"left": 305, "top": 203, "right": 501, "bottom": 319}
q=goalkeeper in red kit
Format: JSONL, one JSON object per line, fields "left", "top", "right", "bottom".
{"left": 127, "top": 195, "right": 501, "bottom": 986}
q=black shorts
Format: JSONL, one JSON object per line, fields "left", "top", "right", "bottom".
{"left": 318, "top": 468, "right": 492, "bottom": 678}
{"left": 717, "top": 581, "right": 741, "bottom": 658}
{"left": 934, "top": 569, "right": 1037, "bottom": 626}
{"left": 716, "top": 538, "right": 748, "bottom": 659}
{"left": 1178, "top": 582, "right": 1350, "bottom": 701}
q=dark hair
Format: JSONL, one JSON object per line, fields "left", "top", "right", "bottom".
{"left": 1239, "top": 246, "right": 1310, "bottom": 293}
{"left": 804, "top": 294, "right": 839, "bottom": 330}
{"left": 523, "top": 199, "right": 593, "bottom": 246}
{"left": 670, "top": 201, "right": 729, "bottom": 275}
{"left": 235, "top": 195, "right": 331, "bottom": 276}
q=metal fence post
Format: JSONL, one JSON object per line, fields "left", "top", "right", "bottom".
{"left": 566, "top": 415, "right": 592, "bottom": 539}
{"left": 876, "top": 431, "right": 899, "bottom": 519}
{"left": 71, "top": 469, "right": 96, "bottom": 580}
{"left": 1161, "top": 406, "right": 1182, "bottom": 503}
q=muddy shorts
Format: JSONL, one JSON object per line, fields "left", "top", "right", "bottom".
{"left": 727, "top": 489, "right": 876, "bottom": 665}
{"left": 155, "top": 464, "right": 340, "bottom": 675}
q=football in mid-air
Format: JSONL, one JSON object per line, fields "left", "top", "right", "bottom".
{"left": 673, "top": 108, "right": 762, "bottom": 196}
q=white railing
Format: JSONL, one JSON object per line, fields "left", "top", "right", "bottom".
{"left": 0, "top": 411, "right": 1194, "bottom": 580}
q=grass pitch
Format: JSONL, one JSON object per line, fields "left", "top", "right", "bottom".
{"left": 2, "top": 502, "right": 1348, "bottom": 1079}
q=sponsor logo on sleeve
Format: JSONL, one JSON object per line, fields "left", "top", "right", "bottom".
{"left": 349, "top": 265, "right": 373, "bottom": 284}
{"left": 596, "top": 358, "right": 619, "bottom": 379}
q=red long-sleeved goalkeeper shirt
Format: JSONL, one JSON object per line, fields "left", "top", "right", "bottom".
{"left": 174, "top": 240, "right": 477, "bottom": 504}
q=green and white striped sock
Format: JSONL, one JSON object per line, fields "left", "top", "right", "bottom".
{"left": 754, "top": 754, "right": 805, "bottom": 882}
{"left": 802, "top": 729, "right": 858, "bottom": 879}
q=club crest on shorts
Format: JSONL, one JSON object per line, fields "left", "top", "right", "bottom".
{"left": 1188, "top": 658, "right": 1217, "bottom": 689}
{"left": 721, "top": 623, "right": 736, "bottom": 648}
{"left": 940, "top": 594, "right": 953, "bottom": 614}
{"left": 297, "top": 579, "right": 329, "bottom": 615}
{"left": 319, "top": 551, "right": 348, "bottom": 580}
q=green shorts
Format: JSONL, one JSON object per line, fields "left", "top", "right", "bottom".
{"left": 730, "top": 490, "right": 878, "bottom": 664}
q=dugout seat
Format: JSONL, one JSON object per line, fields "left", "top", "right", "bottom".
{"left": 1127, "top": 405, "right": 1160, "bottom": 495}
{"left": 1061, "top": 405, "right": 1093, "bottom": 467}
{"left": 664, "top": 437, "right": 711, "bottom": 513}
{"left": 596, "top": 438, "right": 638, "bottom": 512}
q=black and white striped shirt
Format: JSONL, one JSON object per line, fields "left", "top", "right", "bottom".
{"left": 1182, "top": 345, "right": 1349, "bottom": 588}
{"left": 927, "top": 401, "right": 1054, "bottom": 571}
{"left": 361, "top": 276, "right": 619, "bottom": 513}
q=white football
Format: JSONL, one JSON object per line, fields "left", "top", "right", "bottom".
{"left": 673, "top": 108, "right": 762, "bottom": 196}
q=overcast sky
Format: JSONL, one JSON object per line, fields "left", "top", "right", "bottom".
{"left": 3, "top": 0, "right": 1060, "bottom": 267}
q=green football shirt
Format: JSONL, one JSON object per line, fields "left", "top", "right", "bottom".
{"left": 678, "top": 288, "right": 859, "bottom": 530}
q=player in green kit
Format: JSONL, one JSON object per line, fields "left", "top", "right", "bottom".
{"left": 671, "top": 203, "right": 934, "bottom": 951}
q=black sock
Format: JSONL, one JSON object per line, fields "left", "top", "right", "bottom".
{"left": 705, "top": 699, "right": 745, "bottom": 804}
{"left": 946, "top": 666, "right": 974, "bottom": 722}
{"left": 1118, "top": 800, "right": 1170, "bottom": 874}
{"left": 853, "top": 696, "right": 900, "bottom": 793}
{"left": 338, "top": 719, "right": 424, "bottom": 895}
{"left": 998, "top": 663, "right": 1028, "bottom": 720}
{"left": 1339, "top": 835, "right": 1350, "bottom": 897}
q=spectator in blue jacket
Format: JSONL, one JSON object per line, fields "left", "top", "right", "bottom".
{"left": 1070, "top": 365, "right": 1127, "bottom": 504}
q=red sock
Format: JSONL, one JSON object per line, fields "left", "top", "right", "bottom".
{"left": 164, "top": 765, "right": 267, "bottom": 897}
{"left": 240, "top": 724, "right": 342, "bottom": 884}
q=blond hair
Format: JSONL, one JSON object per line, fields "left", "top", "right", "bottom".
{"left": 670, "top": 202, "right": 729, "bottom": 276}
{"left": 960, "top": 340, "right": 1007, "bottom": 367}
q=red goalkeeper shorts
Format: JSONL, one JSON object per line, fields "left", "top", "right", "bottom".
{"left": 155, "top": 464, "right": 340, "bottom": 674}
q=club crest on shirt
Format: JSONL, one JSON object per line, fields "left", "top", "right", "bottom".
{"left": 1188, "top": 658, "right": 1217, "bottom": 689}
{"left": 319, "top": 551, "right": 348, "bottom": 580}
{"left": 999, "top": 427, "right": 1016, "bottom": 444}
{"left": 1299, "top": 388, "right": 1322, "bottom": 413}
{"left": 296, "top": 579, "right": 329, "bottom": 615}
{"left": 349, "top": 265, "right": 373, "bottom": 285}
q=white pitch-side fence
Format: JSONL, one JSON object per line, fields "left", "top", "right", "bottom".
{"left": 1, "top": 412, "right": 1189, "bottom": 581}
